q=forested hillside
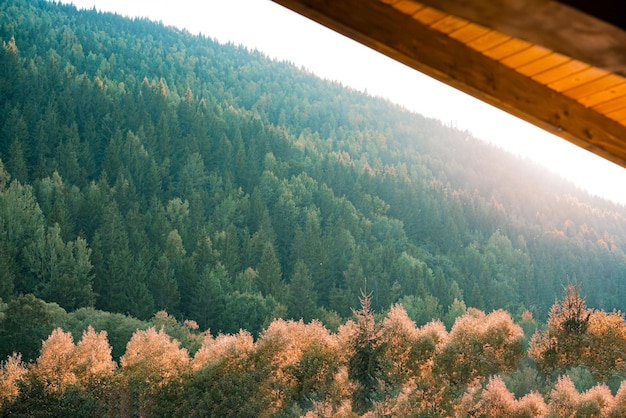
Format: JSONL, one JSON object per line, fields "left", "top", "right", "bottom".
{"left": 3, "top": 0, "right": 626, "bottom": 414}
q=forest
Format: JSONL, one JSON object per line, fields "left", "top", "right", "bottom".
{"left": 2, "top": 0, "right": 626, "bottom": 415}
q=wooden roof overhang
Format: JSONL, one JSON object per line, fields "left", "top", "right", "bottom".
{"left": 271, "top": 0, "right": 626, "bottom": 169}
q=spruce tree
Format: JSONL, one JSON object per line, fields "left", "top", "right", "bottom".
{"left": 349, "top": 290, "right": 382, "bottom": 414}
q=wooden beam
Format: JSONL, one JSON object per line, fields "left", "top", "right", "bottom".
{"left": 271, "top": 0, "right": 626, "bottom": 169}
{"left": 417, "top": 0, "right": 626, "bottom": 76}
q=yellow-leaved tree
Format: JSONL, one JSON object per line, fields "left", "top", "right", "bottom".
{"left": 32, "top": 328, "right": 78, "bottom": 392}
{"left": 120, "top": 327, "right": 189, "bottom": 416}
{"left": 530, "top": 285, "right": 626, "bottom": 381}
{"left": 254, "top": 319, "right": 342, "bottom": 415}
{"left": 31, "top": 326, "right": 116, "bottom": 394}
{"left": 372, "top": 304, "right": 449, "bottom": 417}
{"left": 454, "top": 375, "right": 547, "bottom": 417}
{"left": 192, "top": 329, "right": 255, "bottom": 371}
{"left": 436, "top": 308, "right": 525, "bottom": 387}
{"left": 0, "top": 353, "right": 27, "bottom": 407}
{"left": 72, "top": 326, "right": 117, "bottom": 386}
{"left": 547, "top": 376, "right": 614, "bottom": 417}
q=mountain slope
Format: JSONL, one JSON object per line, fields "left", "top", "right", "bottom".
{"left": 1, "top": 0, "right": 626, "bottom": 335}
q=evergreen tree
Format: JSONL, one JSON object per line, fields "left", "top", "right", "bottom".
{"left": 349, "top": 291, "right": 383, "bottom": 414}
{"left": 91, "top": 202, "right": 153, "bottom": 318}
{"left": 286, "top": 259, "right": 318, "bottom": 322}
{"left": 186, "top": 265, "right": 227, "bottom": 332}
{"left": 7, "top": 139, "right": 28, "bottom": 184}
{"left": 256, "top": 241, "right": 284, "bottom": 301}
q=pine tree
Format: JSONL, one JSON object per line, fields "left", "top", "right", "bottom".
{"left": 286, "top": 259, "right": 318, "bottom": 322}
{"left": 256, "top": 241, "right": 284, "bottom": 301}
{"left": 91, "top": 202, "right": 153, "bottom": 318}
{"left": 26, "top": 224, "right": 95, "bottom": 310}
{"left": 349, "top": 291, "right": 382, "bottom": 414}
{"left": 7, "top": 139, "right": 28, "bottom": 184}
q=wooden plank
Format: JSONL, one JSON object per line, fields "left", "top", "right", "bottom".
{"left": 392, "top": 0, "right": 424, "bottom": 15}
{"left": 500, "top": 45, "right": 552, "bottom": 69}
{"left": 412, "top": 6, "right": 446, "bottom": 24}
{"left": 532, "top": 60, "right": 588, "bottom": 84}
{"left": 580, "top": 82, "right": 626, "bottom": 107}
{"left": 593, "top": 96, "right": 626, "bottom": 114}
{"left": 605, "top": 107, "right": 626, "bottom": 123}
{"left": 467, "top": 30, "right": 510, "bottom": 52}
{"left": 482, "top": 38, "right": 532, "bottom": 60}
{"left": 562, "top": 74, "right": 626, "bottom": 100}
{"left": 271, "top": 0, "right": 626, "bottom": 168}
{"left": 449, "top": 22, "right": 490, "bottom": 43}
{"left": 549, "top": 67, "right": 609, "bottom": 92}
{"left": 430, "top": 15, "right": 469, "bottom": 35}
{"left": 516, "top": 52, "right": 571, "bottom": 76}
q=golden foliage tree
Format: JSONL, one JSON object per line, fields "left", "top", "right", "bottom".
{"left": 547, "top": 376, "right": 614, "bottom": 417}
{"left": 530, "top": 285, "right": 626, "bottom": 381}
{"left": 120, "top": 327, "right": 189, "bottom": 386}
{"left": 584, "top": 310, "right": 626, "bottom": 380}
{"left": 73, "top": 326, "right": 116, "bottom": 386}
{"left": 436, "top": 308, "right": 525, "bottom": 387}
{"left": 120, "top": 327, "right": 190, "bottom": 415}
{"left": 192, "top": 330, "right": 255, "bottom": 371}
{"left": 374, "top": 304, "right": 449, "bottom": 414}
{"left": 32, "top": 328, "right": 77, "bottom": 392}
{"left": 455, "top": 376, "right": 546, "bottom": 417}
{"left": 0, "top": 353, "right": 26, "bottom": 407}
{"left": 32, "top": 326, "right": 116, "bottom": 393}
{"left": 254, "top": 319, "right": 342, "bottom": 414}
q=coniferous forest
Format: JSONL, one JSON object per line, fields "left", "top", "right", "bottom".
{"left": 3, "top": 0, "right": 626, "bottom": 415}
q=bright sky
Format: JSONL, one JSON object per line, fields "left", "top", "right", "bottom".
{"left": 64, "top": 0, "right": 626, "bottom": 205}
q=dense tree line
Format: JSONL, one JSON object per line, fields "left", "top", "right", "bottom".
{"left": 3, "top": 290, "right": 626, "bottom": 416}
{"left": 2, "top": 0, "right": 626, "bottom": 383}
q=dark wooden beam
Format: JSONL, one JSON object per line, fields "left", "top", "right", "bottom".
{"left": 271, "top": 0, "right": 626, "bottom": 169}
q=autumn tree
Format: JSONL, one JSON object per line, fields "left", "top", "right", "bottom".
{"left": 254, "top": 319, "right": 342, "bottom": 414}
{"left": 72, "top": 326, "right": 117, "bottom": 387}
{"left": 546, "top": 376, "right": 614, "bottom": 418}
{"left": 378, "top": 304, "right": 420, "bottom": 389}
{"left": 167, "top": 330, "right": 263, "bottom": 417}
{"left": 370, "top": 304, "right": 449, "bottom": 416}
{"left": 0, "top": 353, "right": 26, "bottom": 408}
{"left": 584, "top": 310, "right": 626, "bottom": 380}
{"left": 32, "top": 328, "right": 78, "bottom": 392}
{"left": 192, "top": 330, "right": 255, "bottom": 371}
{"left": 454, "top": 375, "right": 547, "bottom": 418}
{"left": 435, "top": 309, "right": 525, "bottom": 390}
{"left": 29, "top": 326, "right": 115, "bottom": 392}
{"left": 120, "top": 327, "right": 190, "bottom": 415}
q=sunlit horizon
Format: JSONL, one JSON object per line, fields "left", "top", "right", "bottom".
{"left": 64, "top": 0, "right": 626, "bottom": 206}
